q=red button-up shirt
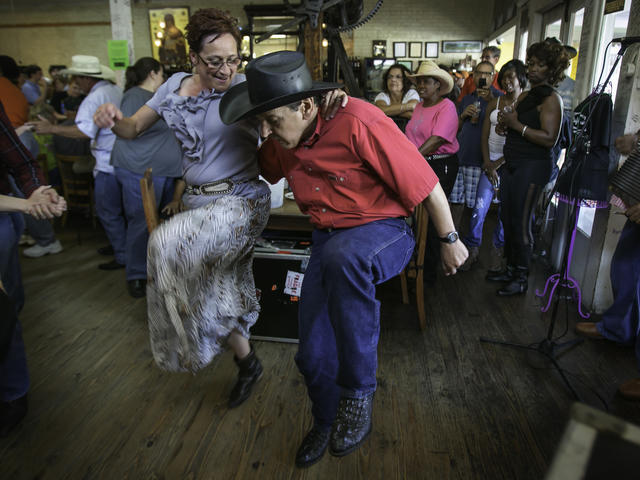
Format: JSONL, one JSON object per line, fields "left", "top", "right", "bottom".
{"left": 258, "top": 97, "right": 439, "bottom": 229}
{"left": 0, "top": 100, "right": 45, "bottom": 197}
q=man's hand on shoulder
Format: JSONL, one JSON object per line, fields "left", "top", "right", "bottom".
{"left": 321, "top": 89, "right": 348, "bottom": 120}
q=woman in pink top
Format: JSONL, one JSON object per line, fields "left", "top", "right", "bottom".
{"left": 406, "top": 61, "right": 460, "bottom": 282}
{"left": 406, "top": 61, "right": 460, "bottom": 196}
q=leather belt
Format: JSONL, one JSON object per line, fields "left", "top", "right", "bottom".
{"left": 185, "top": 179, "right": 234, "bottom": 195}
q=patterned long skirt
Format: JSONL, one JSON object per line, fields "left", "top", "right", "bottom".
{"left": 147, "top": 192, "right": 270, "bottom": 373}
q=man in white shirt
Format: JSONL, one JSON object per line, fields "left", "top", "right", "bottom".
{"left": 31, "top": 55, "right": 125, "bottom": 270}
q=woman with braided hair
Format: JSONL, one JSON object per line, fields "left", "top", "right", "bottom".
{"left": 488, "top": 42, "right": 569, "bottom": 295}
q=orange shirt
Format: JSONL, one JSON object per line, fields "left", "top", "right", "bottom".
{"left": 0, "top": 77, "right": 29, "bottom": 127}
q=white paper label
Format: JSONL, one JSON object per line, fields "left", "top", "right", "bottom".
{"left": 284, "top": 270, "right": 304, "bottom": 296}
{"left": 577, "top": 205, "right": 596, "bottom": 238}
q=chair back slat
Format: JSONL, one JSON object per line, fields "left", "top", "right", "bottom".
{"left": 55, "top": 154, "right": 96, "bottom": 226}
{"left": 140, "top": 168, "right": 159, "bottom": 233}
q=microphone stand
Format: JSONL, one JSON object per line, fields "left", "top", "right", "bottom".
{"left": 479, "top": 43, "right": 629, "bottom": 402}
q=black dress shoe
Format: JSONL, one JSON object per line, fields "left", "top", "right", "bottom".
{"left": 98, "top": 260, "right": 125, "bottom": 270}
{"left": 486, "top": 267, "right": 514, "bottom": 282}
{"left": 127, "top": 279, "right": 146, "bottom": 298}
{"left": 0, "top": 394, "right": 28, "bottom": 438}
{"left": 497, "top": 267, "right": 528, "bottom": 296}
{"left": 97, "top": 245, "right": 114, "bottom": 256}
{"left": 329, "top": 393, "right": 374, "bottom": 457}
{"left": 497, "top": 279, "right": 528, "bottom": 296}
{"left": 228, "top": 346, "right": 263, "bottom": 408}
{"left": 295, "top": 424, "right": 331, "bottom": 468}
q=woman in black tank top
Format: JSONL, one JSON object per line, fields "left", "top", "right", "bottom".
{"left": 486, "top": 41, "right": 569, "bottom": 296}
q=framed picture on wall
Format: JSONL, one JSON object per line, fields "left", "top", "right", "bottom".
{"left": 425, "top": 42, "right": 439, "bottom": 58}
{"left": 393, "top": 42, "right": 407, "bottom": 58}
{"left": 372, "top": 40, "right": 387, "bottom": 57}
{"left": 148, "top": 7, "right": 190, "bottom": 68}
{"left": 409, "top": 42, "right": 422, "bottom": 58}
{"left": 441, "top": 40, "right": 483, "bottom": 54}
{"left": 396, "top": 60, "right": 413, "bottom": 72}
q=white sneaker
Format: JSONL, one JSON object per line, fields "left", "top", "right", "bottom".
{"left": 23, "top": 240, "right": 63, "bottom": 258}
{"left": 19, "top": 234, "right": 36, "bottom": 246}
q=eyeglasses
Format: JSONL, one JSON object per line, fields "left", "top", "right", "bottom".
{"left": 196, "top": 52, "right": 241, "bottom": 71}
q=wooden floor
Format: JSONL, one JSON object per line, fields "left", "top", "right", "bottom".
{"left": 2, "top": 219, "right": 640, "bottom": 479}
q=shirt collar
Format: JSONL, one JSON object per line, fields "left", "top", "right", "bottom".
{"left": 89, "top": 80, "right": 108, "bottom": 94}
{"left": 300, "top": 113, "right": 323, "bottom": 148}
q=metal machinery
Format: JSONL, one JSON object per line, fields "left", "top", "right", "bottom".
{"left": 243, "top": 0, "right": 384, "bottom": 98}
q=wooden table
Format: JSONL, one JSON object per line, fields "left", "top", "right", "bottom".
{"left": 267, "top": 197, "right": 313, "bottom": 232}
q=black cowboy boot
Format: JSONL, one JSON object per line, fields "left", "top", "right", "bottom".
{"left": 497, "top": 266, "right": 528, "bottom": 296}
{"left": 485, "top": 264, "right": 515, "bottom": 283}
{"left": 228, "top": 346, "right": 263, "bottom": 408}
{"left": 329, "top": 392, "right": 374, "bottom": 457}
{"left": 295, "top": 424, "right": 331, "bottom": 468}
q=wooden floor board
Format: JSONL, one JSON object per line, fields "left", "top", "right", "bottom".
{"left": 3, "top": 219, "right": 640, "bottom": 479}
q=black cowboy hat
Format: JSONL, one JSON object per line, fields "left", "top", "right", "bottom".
{"left": 220, "top": 51, "right": 342, "bottom": 124}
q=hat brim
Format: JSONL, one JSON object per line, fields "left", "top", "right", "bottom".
{"left": 406, "top": 72, "right": 453, "bottom": 96}
{"left": 220, "top": 80, "right": 343, "bottom": 125}
{"left": 564, "top": 45, "right": 578, "bottom": 59}
{"left": 60, "top": 67, "right": 114, "bottom": 80}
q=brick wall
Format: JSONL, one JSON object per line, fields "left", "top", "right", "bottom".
{"left": 0, "top": 0, "right": 494, "bottom": 74}
{"left": 351, "top": 0, "right": 494, "bottom": 68}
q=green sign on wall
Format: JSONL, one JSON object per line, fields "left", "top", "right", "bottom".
{"left": 108, "top": 40, "right": 129, "bottom": 70}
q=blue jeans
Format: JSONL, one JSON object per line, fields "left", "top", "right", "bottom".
{"left": 94, "top": 171, "right": 126, "bottom": 265}
{"left": 296, "top": 218, "right": 415, "bottom": 427}
{"left": 114, "top": 167, "right": 175, "bottom": 281}
{"left": 465, "top": 172, "right": 504, "bottom": 248}
{"left": 0, "top": 213, "right": 30, "bottom": 402}
{"left": 597, "top": 221, "right": 640, "bottom": 370}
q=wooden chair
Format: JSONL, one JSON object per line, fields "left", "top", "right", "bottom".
{"left": 400, "top": 203, "right": 429, "bottom": 330}
{"left": 55, "top": 153, "right": 96, "bottom": 229}
{"left": 36, "top": 153, "right": 49, "bottom": 185}
{"left": 140, "top": 168, "right": 159, "bottom": 234}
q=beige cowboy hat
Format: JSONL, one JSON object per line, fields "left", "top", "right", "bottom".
{"left": 60, "top": 55, "right": 115, "bottom": 81}
{"left": 407, "top": 60, "right": 453, "bottom": 95}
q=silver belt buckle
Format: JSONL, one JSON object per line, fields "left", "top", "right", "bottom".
{"left": 201, "top": 180, "right": 233, "bottom": 194}
{"left": 186, "top": 179, "right": 234, "bottom": 195}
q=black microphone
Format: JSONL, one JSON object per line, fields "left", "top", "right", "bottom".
{"left": 612, "top": 36, "right": 640, "bottom": 45}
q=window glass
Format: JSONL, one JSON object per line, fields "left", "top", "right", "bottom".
{"left": 592, "top": 0, "right": 631, "bottom": 102}
{"left": 489, "top": 26, "right": 516, "bottom": 73}
{"left": 519, "top": 30, "right": 528, "bottom": 61}
{"left": 544, "top": 19, "right": 562, "bottom": 39}
{"left": 568, "top": 8, "right": 584, "bottom": 80}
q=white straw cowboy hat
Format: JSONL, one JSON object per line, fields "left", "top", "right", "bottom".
{"left": 220, "top": 51, "right": 342, "bottom": 124}
{"left": 407, "top": 60, "right": 454, "bottom": 95}
{"left": 60, "top": 55, "right": 115, "bottom": 81}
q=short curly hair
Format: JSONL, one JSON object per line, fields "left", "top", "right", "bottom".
{"left": 185, "top": 8, "right": 241, "bottom": 54}
{"left": 498, "top": 59, "right": 528, "bottom": 90}
{"left": 526, "top": 41, "right": 570, "bottom": 87}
